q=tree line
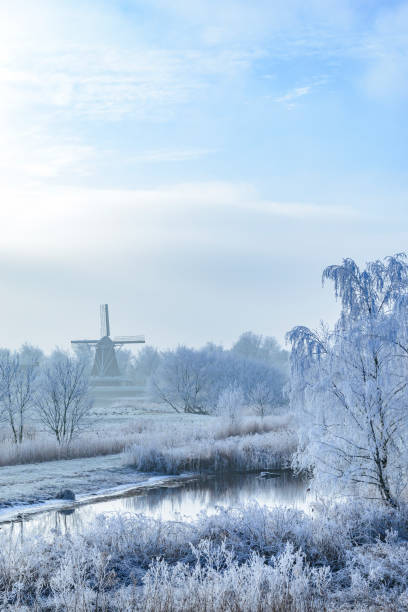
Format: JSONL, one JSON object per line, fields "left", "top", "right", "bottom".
{"left": 133, "top": 331, "right": 289, "bottom": 416}
{"left": 0, "top": 331, "right": 289, "bottom": 445}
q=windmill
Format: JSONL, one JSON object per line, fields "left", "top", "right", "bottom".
{"left": 71, "top": 304, "right": 145, "bottom": 379}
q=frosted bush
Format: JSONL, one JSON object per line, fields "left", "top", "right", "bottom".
{"left": 1, "top": 501, "right": 408, "bottom": 609}
{"left": 141, "top": 541, "right": 331, "bottom": 612}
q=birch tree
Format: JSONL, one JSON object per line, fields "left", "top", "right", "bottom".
{"left": 288, "top": 254, "right": 408, "bottom": 506}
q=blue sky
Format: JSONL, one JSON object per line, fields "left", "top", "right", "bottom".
{"left": 1, "top": 0, "right": 408, "bottom": 351}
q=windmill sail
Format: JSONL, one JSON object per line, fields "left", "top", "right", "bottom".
{"left": 113, "top": 335, "right": 145, "bottom": 344}
{"left": 100, "top": 304, "right": 110, "bottom": 337}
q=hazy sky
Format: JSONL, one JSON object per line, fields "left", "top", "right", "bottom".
{"left": 1, "top": 0, "right": 408, "bottom": 352}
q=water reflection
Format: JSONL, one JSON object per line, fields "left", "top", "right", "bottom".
{"left": 121, "top": 471, "right": 307, "bottom": 519}
{"left": 1, "top": 471, "right": 308, "bottom": 540}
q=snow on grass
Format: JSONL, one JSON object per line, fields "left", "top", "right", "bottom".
{"left": 123, "top": 414, "right": 297, "bottom": 473}
{"left": 1, "top": 501, "right": 408, "bottom": 609}
{"left": 0, "top": 404, "right": 295, "bottom": 473}
{"left": 0, "top": 453, "right": 156, "bottom": 508}
{"left": 0, "top": 424, "right": 150, "bottom": 467}
{"left": 0, "top": 432, "right": 128, "bottom": 467}
{"left": 0, "top": 412, "right": 200, "bottom": 467}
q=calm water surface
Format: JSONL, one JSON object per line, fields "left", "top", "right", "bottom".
{"left": 2, "top": 470, "right": 308, "bottom": 540}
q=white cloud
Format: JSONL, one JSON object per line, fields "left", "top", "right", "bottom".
{"left": 273, "top": 85, "right": 312, "bottom": 108}
{"left": 0, "top": 182, "right": 358, "bottom": 260}
{"left": 0, "top": 125, "right": 100, "bottom": 183}
{"left": 24, "top": 144, "right": 98, "bottom": 179}
{"left": 0, "top": 28, "right": 255, "bottom": 123}
{"left": 249, "top": 199, "right": 357, "bottom": 219}
{"left": 1, "top": 48, "right": 200, "bottom": 121}
{"left": 274, "top": 86, "right": 311, "bottom": 103}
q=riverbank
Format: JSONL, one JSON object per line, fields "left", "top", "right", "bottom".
{"left": 0, "top": 453, "right": 150, "bottom": 509}
{"left": 124, "top": 414, "right": 296, "bottom": 473}
{"left": 0, "top": 470, "right": 306, "bottom": 534}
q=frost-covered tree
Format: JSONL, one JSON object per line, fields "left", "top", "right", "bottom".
{"left": 19, "top": 343, "right": 44, "bottom": 367}
{"left": 131, "top": 346, "right": 161, "bottom": 385}
{"left": 151, "top": 346, "right": 212, "bottom": 414}
{"left": 225, "top": 353, "right": 286, "bottom": 411}
{"left": 247, "top": 380, "right": 277, "bottom": 418}
{"left": 35, "top": 351, "right": 93, "bottom": 444}
{"left": 0, "top": 348, "right": 38, "bottom": 443}
{"left": 151, "top": 341, "right": 287, "bottom": 415}
{"left": 232, "top": 332, "right": 263, "bottom": 360}
{"left": 232, "top": 331, "right": 289, "bottom": 374}
{"left": 217, "top": 385, "right": 245, "bottom": 425}
{"left": 72, "top": 342, "right": 93, "bottom": 366}
{"left": 288, "top": 254, "right": 408, "bottom": 506}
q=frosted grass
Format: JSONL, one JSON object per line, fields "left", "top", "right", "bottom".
{"left": 0, "top": 414, "right": 295, "bottom": 469}
{"left": 123, "top": 414, "right": 297, "bottom": 473}
{"left": 1, "top": 501, "right": 408, "bottom": 609}
{"left": 0, "top": 421, "right": 152, "bottom": 467}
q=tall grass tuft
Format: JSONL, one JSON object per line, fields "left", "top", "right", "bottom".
{"left": 0, "top": 421, "right": 151, "bottom": 467}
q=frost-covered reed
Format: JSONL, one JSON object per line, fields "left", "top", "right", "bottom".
{"left": 123, "top": 414, "right": 297, "bottom": 473}
{"left": 0, "top": 414, "right": 294, "bottom": 469}
{"left": 1, "top": 501, "right": 408, "bottom": 610}
{"left": 0, "top": 422, "right": 150, "bottom": 467}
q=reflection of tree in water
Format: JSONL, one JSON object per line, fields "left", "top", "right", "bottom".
{"left": 122, "top": 471, "right": 307, "bottom": 515}
{"left": 7, "top": 506, "right": 85, "bottom": 542}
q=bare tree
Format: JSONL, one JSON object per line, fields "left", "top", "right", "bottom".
{"left": 151, "top": 344, "right": 287, "bottom": 415}
{"left": 0, "top": 350, "right": 38, "bottom": 443}
{"left": 35, "top": 351, "right": 93, "bottom": 445}
{"left": 248, "top": 380, "right": 276, "bottom": 418}
{"left": 151, "top": 346, "right": 211, "bottom": 414}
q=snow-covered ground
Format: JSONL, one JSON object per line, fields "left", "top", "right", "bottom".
{"left": 0, "top": 453, "right": 149, "bottom": 509}
{"left": 0, "top": 401, "right": 209, "bottom": 467}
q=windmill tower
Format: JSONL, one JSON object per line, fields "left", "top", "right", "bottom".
{"left": 71, "top": 304, "right": 145, "bottom": 382}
